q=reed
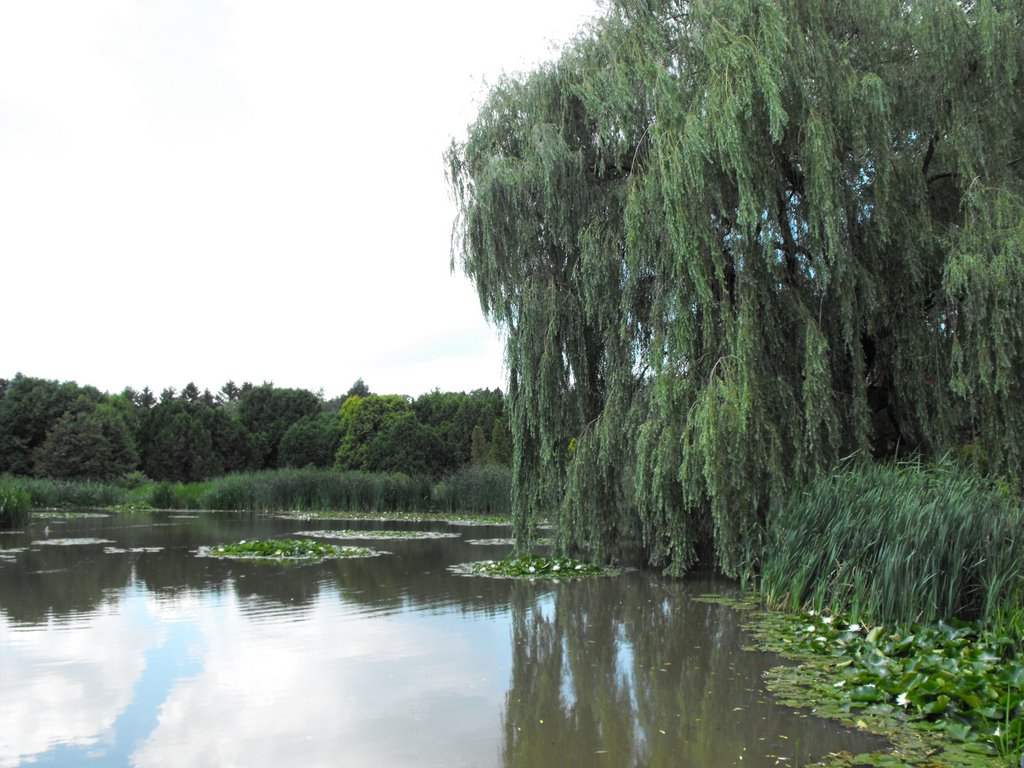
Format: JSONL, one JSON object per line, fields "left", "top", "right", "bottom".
{"left": 0, "top": 479, "right": 31, "bottom": 528}
{"left": 761, "top": 460, "right": 1024, "bottom": 627}
{"left": 432, "top": 465, "right": 511, "bottom": 516}
{"left": 199, "top": 468, "right": 433, "bottom": 513}
{"left": 1, "top": 476, "right": 128, "bottom": 509}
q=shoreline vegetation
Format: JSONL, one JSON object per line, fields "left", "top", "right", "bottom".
{"left": 0, "top": 465, "right": 511, "bottom": 519}
{"left": 718, "top": 596, "right": 1024, "bottom": 768}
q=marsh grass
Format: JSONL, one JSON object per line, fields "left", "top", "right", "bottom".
{"left": 0, "top": 480, "right": 31, "bottom": 528}
{"left": 761, "top": 461, "right": 1024, "bottom": 627}
{"left": 432, "top": 465, "right": 511, "bottom": 516}
{"left": 2, "top": 476, "right": 126, "bottom": 509}
{"left": 199, "top": 468, "right": 432, "bottom": 513}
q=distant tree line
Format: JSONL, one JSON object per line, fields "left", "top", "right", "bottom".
{"left": 0, "top": 374, "right": 511, "bottom": 484}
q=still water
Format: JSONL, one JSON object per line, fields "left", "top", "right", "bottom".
{"left": 0, "top": 511, "right": 883, "bottom": 767}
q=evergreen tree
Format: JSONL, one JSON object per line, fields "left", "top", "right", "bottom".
{"left": 33, "top": 399, "right": 139, "bottom": 480}
{"left": 470, "top": 425, "right": 488, "bottom": 466}
{"left": 448, "top": 0, "right": 1024, "bottom": 576}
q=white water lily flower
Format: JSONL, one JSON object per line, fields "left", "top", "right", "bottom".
{"left": 896, "top": 691, "right": 910, "bottom": 708}
{"left": 816, "top": 636, "right": 827, "bottom": 643}
{"left": 528, "top": 566, "right": 536, "bottom": 573}
{"left": 833, "top": 680, "right": 845, "bottom": 688}
{"left": 805, "top": 625, "right": 816, "bottom": 632}
{"left": 848, "top": 623, "right": 862, "bottom": 632}
{"left": 552, "top": 564, "right": 560, "bottom": 571}
{"left": 822, "top": 616, "right": 834, "bottom": 625}
{"left": 575, "top": 564, "right": 584, "bottom": 570}
{"left": 808, "top": 609, "right": 817, "bottom": 616}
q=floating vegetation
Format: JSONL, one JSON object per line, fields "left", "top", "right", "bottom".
{"left": 276, "top": 511, "right": 433, "bottom": 523}
{"left": 466, "top": 538, "right": 516, "bottom": 546}
{"left": 465, "top": 537, "right": 552, "bottom": 546}
{"left": 294, "top": 529, "right": 460, "bottom": 541}
{"left": 734, "top": 604, "right": 1024, "bottom": 767}
{"left": 31, "top": 538, "right": 115, "bottom": 546}
{"left": 276, "top": 510, "right": 512, "bottom": 527}
{"left": 198, "top": 538, "right": 386, "bottom": 562}
{"left": 103, "top": 546, "right": 164, "bottom": 554}
{"left": 32, "top": 511, "right": 110, "bottom": 519}
{"left": 451, "top": 555, "right": 618, "bottom": 580}
{"left": 444, "top": 515, "right": 512, "bottom": 527}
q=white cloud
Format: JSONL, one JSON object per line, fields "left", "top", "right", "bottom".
{"left": 0, "top": 594, "right": 159, "bottom": 768}
{"left": 131, "top": 584, "right": 509, "bottom": 768}
{"left": 0, "top": 0, "right": 598, "bottom": 397}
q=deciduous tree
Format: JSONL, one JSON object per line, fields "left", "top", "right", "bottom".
{"left": 448, "top": 0, "right": 1024, "bottom": 576}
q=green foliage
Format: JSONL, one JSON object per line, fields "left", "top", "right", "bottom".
{"left": 0, "top": 375, "right": 98, "bottom": 475}
{"left": 448, "top": 0, "right": 1024, "bottom": 578}
{"left": 412, "top": 389, "right": 506, "bottom": 474}
{"left": 432, "top": 464, "right": 512, "bottom": 517}
{"left": 361, "top": 413, "right": 446, "bottom": 479}
{"left": 334, "top": 394, "right": 413, "bottom": 471}
{"left": 761, "top": 462, "right": 1024, "bottom": 627}
{"left": 205, "top": 538, "right": 380, "bottom": 561}
{"left": 0, "top": 480, "right": 30, "bottom": 528}
{"left": 459, "top": 555, "right": 616, "bottom": 579}
{"left": 758, "top": 609, "right": 1024, "bottom": 760}
{"left": 142, "top": 405, "right": 222, "bottom": 482}
{"left": 145, "top": 480, "right": 214, "bottom": 510}
{"left": 470, "top": 425, "right": 488, "bottom": 466}
{"left": 32, "top": 399, "right": 139, "bottom": 480}
{"left": 346, "top": 378, "right": 371, "bottom": 398}
{"left": 238, "top": 384, "right": 320, "bottom": 468}
{"left": 199, "top": 468, "right": 432, "bottom": 514}
{"left": 486, "top": 418, "right": 513, "bottom": 465}
{"left": 278, "top": 413, "right": 341, "bottom": 469}
{"left": 2, "top": 475, "right": 128, "bottom": 509}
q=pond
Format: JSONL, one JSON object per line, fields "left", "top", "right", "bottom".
{"left": 0, "top": 511, "right": 885, "bottom": 767}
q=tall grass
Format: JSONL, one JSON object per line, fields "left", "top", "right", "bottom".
{"left": 761, "top": 460, "right": 1024, "bottom": 627}
{"left": 0, "top": 480, "right": 31, "bottom": 528}
{"left": 432, "top": 465, "right": 511, "bottom": 516}
{"left": 1, "top": 475, "right": 128, "bottom": 509}
{"left": 0, "top": 466, "right": 513, "bottom": 518}
{"left": 199, "top": 468, "right": 433, "bottom": 513}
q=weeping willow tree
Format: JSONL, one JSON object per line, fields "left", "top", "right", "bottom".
{"left": 447, "top": 0, "right": 1024, "bottom": 578}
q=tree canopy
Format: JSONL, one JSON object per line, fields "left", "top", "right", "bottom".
{"left": 447, "top": 0, "right": 1024, "bottom": 577}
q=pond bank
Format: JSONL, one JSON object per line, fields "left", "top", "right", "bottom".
{"left": 712, "top": 595, "right": 1024, "bottom": 768}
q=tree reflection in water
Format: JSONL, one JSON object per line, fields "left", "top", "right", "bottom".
{"left": 502, "top": 574, "right": 882, "bottom": 768}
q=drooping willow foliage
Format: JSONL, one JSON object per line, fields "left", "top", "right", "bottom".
{"left": 447, "top": 0, "right": 1024, "bottom": 578}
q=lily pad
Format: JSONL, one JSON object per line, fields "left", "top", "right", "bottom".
{"left": 198, "top": 538, "right": 387, "bottom": 562}
{"left": 294, "top": 529, "right": 461, "bottom": 541}
{"left": 31, "top": 538, "right": 116, "bottom": 546}
{"left": 33, "top": 512, "right": 110, "bottom": 519}
{"left": 465, "top": 538, "right": 516, "bottom": 546}
{"left": 450, "top": 555, "right": 618, "bottom": 580}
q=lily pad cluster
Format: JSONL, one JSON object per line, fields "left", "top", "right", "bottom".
{"left": 294, "top": 529, "right": 460, "bottom": 541}
{"left": 456, "top": 555, "right": 616, "bottom": 579}
{"left": 760, "top": 610, "right": 1024, "bottom": 760}
{"left": 202, "top": 538, "right": 383, "bottom": 562}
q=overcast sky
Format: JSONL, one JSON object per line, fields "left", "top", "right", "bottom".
{"left": 0, "top": 0, "right": 600, "bottom": 399}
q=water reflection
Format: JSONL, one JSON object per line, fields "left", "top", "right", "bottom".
{"left": 0, "top": 512, "right": 884, "bottom": 767}
{"left": 502, "top": 575, "right": 883, "bottom": 767}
